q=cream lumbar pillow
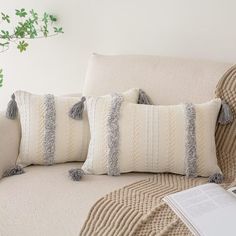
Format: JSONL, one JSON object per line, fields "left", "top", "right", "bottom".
{"left": 82, "top": 94, "right": 223, "bottom": 181}
{"left": 11, "top": 89, "right": 140, "bottom": 167}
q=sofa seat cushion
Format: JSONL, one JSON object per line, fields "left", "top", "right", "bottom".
{"left": 0, "top": 163, "right": 152, "bottom": 236}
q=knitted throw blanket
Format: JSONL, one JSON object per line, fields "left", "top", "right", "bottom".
{"left": 80, "top": 65, "right": 236, "bottom": 236}
{"left": 80, "top": 174, "right": 208, "bottom": 236}
{"left": 215, "top": 65, "right": 236, "bottom": 183}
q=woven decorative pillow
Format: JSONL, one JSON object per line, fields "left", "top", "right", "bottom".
{"left": 14, "top": 89, "right": 140, "bottom": 166}
{"left": 82, "top": 94, "right": 222, "bottom": 179}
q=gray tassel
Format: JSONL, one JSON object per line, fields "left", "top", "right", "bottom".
{"left": 6, "top": 93, "right": 18, "bottom": 120}
{"left": 69, "top": 168, "right": 84, "bottom": 181}
{"left": 208, "top": 173, "right": 224, "bottom": 184}
{"left": 69, "top": 97, "right": 86, "bottom": 120}
{"left": 138, "top": 89, "right": 152, "bottom": 105}
{"left": 218, "top": 101, "right": 233, "bottom": 125}
{"left": 2, "top": 165, "right": 25, "bottom": 178}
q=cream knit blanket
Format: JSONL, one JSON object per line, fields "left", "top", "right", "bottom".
{"left": 80, "top": 65, "right": 236, "bottom": 236}
{"left": 80, "top": 174, "right": 208, "bottom": 235}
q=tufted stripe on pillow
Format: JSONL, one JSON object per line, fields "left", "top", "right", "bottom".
{"left": 44, "top": 94, "right": 56, "bottom": 165}
{"left": 107, "top": 93, "right": 124, "bottom": 176}
{"left": 184, "top": 103, "right": 197, "bottom": 178}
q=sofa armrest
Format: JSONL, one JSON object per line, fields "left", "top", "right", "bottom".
{"left": 0, "top": 111, "right": 20, "bottom": 178}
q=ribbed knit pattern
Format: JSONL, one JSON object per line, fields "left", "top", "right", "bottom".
{"left": 168, "top": 107, "right": 177, "bottom": 174}
{"left": 82, "top": 89, "right": 141, "bottom": 174}
{"left": 215, "top": 65, "right": 236, "bottom": 182}
{"left": 80, "top": 174, "right": 209, "bottom": 236}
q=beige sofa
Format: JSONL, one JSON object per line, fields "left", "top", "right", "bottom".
{"left": 0, "top": 54, "right": 232, "bottom": 236}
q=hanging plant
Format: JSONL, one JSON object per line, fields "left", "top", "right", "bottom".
{"left": 0, "top": 9, "right": 64, "bottom": 87}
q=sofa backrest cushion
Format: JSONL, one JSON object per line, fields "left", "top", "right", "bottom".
{"left": 83, "top": 54, "right": 232, "bottom": 104}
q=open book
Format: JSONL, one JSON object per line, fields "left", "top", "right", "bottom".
{"left": 163, "top": 183, "right": 236, "bottom": 236}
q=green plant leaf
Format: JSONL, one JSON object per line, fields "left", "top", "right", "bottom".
{"left": 1, "top": 13, "right": 10, "bottom": 23}
{"left": 16, "top": 8, "right": 27, "bottom": 18}
{"left": 0, "top": 69, "right": 3, "bottom": 87}
{"left": 53, "top": 27, "right": 64, "bottom": 34}
{"left": 0, "top": 42, "right": 9, "bottom": 47}
{"left": 30, "top": 9, "right": 38, "bottom": 23}
{"left": 43, "top": 12, "right": 49, "bottom": 24}
{"left": 15, "top": 23, "right": 27, "bottom": 38}
{"left": 42, "top": 25, "right": 48, "bottom": 37}
{"left": 17, "top": 40, "right": 28, "bottom": 52}
{"left": 0, "top": 30, "right": 10, "bottom": 39}
{"left": 49, "top": 15, "right": 57, "bottom": 22}
{"left": 0, "top": 9, "right": 64, "bottom": 88}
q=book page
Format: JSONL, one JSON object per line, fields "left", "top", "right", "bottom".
{"left": 164, "top": 183, "right": 236, "bottom": 236}
{"left": 228, "top": 186, "right": 236, "bottom": 197}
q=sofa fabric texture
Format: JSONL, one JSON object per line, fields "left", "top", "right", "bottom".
{"left": 83, "top": 96, "right": 222, "bottom": 177}
{"left": 83, "top": 54, "right": 232, "bottom": 105}
{"left": 0, "top": 112, "right": 20, "bottom": 178}
{"left": 0, "top": 163, "right": 153, "bottom": 236}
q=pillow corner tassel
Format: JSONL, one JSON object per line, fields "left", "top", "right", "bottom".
{"left": 2, "top": 165, "right": 25, "bottom": 178}
{"left": 68, "top": 168, "right": 85, "bottom": 181}
{"left": 208, "top": 173, "right": 224, "bottom": 184}
{"left": 218, "top": 100, "right": 234, "bottom": 125}
{"left": 6, "top": 93, "right": 18, "bottom": 120}
{"left": 68, "top": 96, "right": 86, "bottom": 120}
{"left": 138, "top": 89, "right": 152, "bottom": 105}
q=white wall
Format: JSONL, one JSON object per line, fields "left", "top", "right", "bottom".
{"left": 1, "top": 0, "right": 236, "bottom": 109}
